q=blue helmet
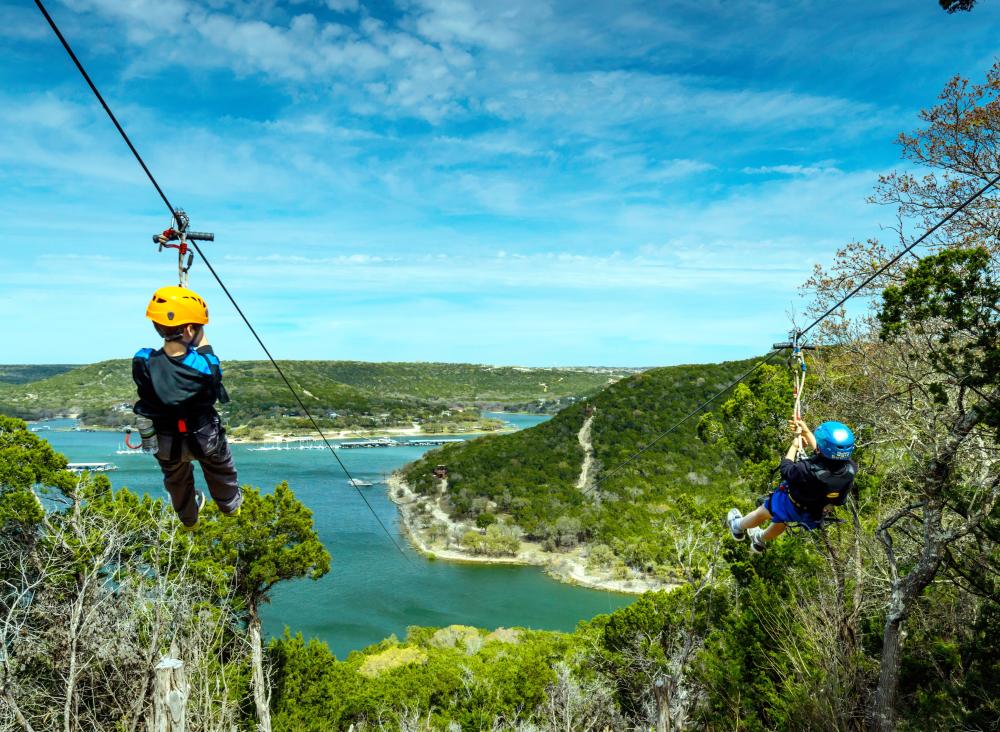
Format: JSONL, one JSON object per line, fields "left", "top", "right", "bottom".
{"left": 814, "top": 421, "right": 855, "bottom": 460}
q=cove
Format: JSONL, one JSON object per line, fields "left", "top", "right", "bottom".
{"left": 37, "top": 413, "right": 634, "bottom": 658}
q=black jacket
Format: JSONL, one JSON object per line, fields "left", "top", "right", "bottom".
{"left": 779, "top": 454, "right": 857, "bottom": 518}
{"left": 132, "top": 345, "right": 229, "bottom": 428}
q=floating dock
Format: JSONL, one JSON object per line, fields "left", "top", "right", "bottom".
{"left": 67, "top": 462, "right": 118, "bottom": 473}
{"left": 248, "top": 437, "right": 467, "bottom": 452}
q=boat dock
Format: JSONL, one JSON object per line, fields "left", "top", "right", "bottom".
{"left": 67, "top": 462, "right": 118, "bottom": 473}
{"left": 337, "top": 438, "right": 398, "bottom": 449}
{"left": 405, "top": 438, "right": 466, "bottom": 447}
{"left": 248, "top": 437, "right": 467, "bottom": 452}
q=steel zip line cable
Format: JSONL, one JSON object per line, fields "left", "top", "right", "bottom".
{"left": 32, "top": 2, "right": 1000, "bottom": 511}
{"left": 798, "top": 171, "right": 1000, "bottom": 339}
{"left": 33, "top": 0, "right": 410, "bottom": 561}
{"left": 588, "top": 171, "right": 1000, "bottom": 493}
{"left": 585, "top": 351, "right": 783, "bottom": 493}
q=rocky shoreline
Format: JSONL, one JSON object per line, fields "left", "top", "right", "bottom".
{"left": 386, "top": 474, "right": 672, "bottom": 595}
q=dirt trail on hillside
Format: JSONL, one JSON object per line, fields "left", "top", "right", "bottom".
{"left": 575, "top": 414, "right": 595, "bottom": 491}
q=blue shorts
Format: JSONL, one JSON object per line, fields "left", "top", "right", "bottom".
{"left": 765, "top": 489, "right": 819, "bottom": 529}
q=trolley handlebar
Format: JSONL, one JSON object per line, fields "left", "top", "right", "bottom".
{"left": 152, "top": 231, "right": 214, "bottom": 244}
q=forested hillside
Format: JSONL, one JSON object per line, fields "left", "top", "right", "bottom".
{"left": 0, "top": 364, "right": 74, "bottom": 384}
{"left": 404, "top": 360, "right": 751, "bottom": 573}
{"left": 0, "top": 360, "right": 628, "bottom": 433}
{"left": 400, "top": 65, "right": 1000, "bottom": 731}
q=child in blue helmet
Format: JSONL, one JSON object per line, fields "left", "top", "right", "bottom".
{"left": 726, "top": 419, "right": 857, "bottom": 553}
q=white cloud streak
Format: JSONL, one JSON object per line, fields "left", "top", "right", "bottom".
{"left": 6, "top": 0, "right": 995, "bottom": 363}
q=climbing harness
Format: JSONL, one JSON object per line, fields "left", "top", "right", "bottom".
{"left": 153, "top": 210, "right": 214, "bottom": 288}
{"left": 754, "top": 489, "right": 844, "bottom": 533}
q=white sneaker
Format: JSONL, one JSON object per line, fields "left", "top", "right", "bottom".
{"left": 748, "top": 527, "right": 767, "bottom": 554}
{"left": 181, "top": 491, "right": 205, "bottom": 531}
{"left": 726, "top": 509, "right": 746, "bottom": 541}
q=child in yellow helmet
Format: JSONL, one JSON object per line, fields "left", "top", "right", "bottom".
{"left": 133, "top": 286, "right": 242, "bottom": 528}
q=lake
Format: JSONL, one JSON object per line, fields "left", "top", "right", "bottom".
{"left": 35, "top": 413, "right": 632, "bottom": 657}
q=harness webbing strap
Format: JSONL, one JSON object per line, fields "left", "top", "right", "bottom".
{"left": 792, "top": 346, "right": 807, "bottom": 461}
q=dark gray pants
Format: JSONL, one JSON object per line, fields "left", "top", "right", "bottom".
{"left": 155, "top": 420, "right": 242, "bottom": 526}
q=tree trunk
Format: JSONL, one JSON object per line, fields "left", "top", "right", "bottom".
{"left": 873, "top": 527, "right": 943, "bottom": 732}
{"left": 653, "top": 677, "right": 670, "bottom": 732}
{"left": 63, "top": 586, "right": 85, "bottom": 732}
{"left": 2, "top": 688, "right": 36, "bottom": 732}
{"left": 874, "top": 610, "right": 904, "bottom": 732}
{"left": 249, "top": 610, "right": 272, "bottom": 732}
{"left": 149, "top": 657, "right": 188, "bottom": 732}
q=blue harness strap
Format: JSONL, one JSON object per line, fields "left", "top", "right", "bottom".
{"left": 180, "top": 348, "right": 213, "bottom": 375}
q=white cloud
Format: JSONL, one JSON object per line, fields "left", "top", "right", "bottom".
{"left": 325, "top": 0, "right": 359, "bottom": 12}
{"left": 0, "top": 4, "right": 54, "bottom": 40}
{"left": 409, "top": 0, "right": 526, "bottom": 50}
{"left": 743, "top": 164, "right": 842, "bottom": 176}
{"left": 51, "top": 0, "right": 894, "bottom": 136}
{"left": 8, "top": 0, "right": 994, "bottom": 364}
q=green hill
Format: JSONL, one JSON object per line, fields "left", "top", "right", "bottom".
{"left": 402, "top": 359, "right": 757, "bottom": 569}
{"left": 0, "top": 360, "right": 633, "bottom": 432}
{"left": 0, "top": 364, "right": 76, "bottom": 384}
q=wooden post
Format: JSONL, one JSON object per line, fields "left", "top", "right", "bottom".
{"left": 653, "top": 677, "right": 670, "bottom": 732}
{"left": 150, "top": 657, "right": 187, "bottom": 732}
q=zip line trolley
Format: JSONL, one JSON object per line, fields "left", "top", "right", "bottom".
{"left": 152, "top": 209, "right": 214, "bottom": 288}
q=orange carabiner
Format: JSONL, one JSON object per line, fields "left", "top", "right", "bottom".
{"left": 124, "top": 429, "right": 143, "bottom": 450}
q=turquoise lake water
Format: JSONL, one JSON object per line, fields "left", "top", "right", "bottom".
{"left": 35, "top": 413, "right": 632, "bottom": 658}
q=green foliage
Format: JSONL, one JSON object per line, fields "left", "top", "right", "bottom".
{"left": 0, "top": 418, "right": 252, "bottom": 730}
{"left": 0, "top": 414, "right": 74, "bottom": 529}
{"left": 896, "top": 588, "right": 1000, "bottom": 730}
{"left": 187, "top": 482, "right": 331, "bottom": 612}
{"left": 403, "top": 359, "right": 756, "bottom": 569}
{"left": 698, "top": 364, "right": 794, "bottom": 491}
{"left": 0, "top": 414, "right": 70, "bottom": 490}
{"left": 695, "top": 540, "right": 829, "bottom": 731}
{"left": 461, "top": 522, "right": 520, "bottom": 556}
{"left": 582, "top": 586, "right": 730, "bottom": 720}
{"left": 880, "top": 247, "right": 1000, "bottom": 429}
{"left": 269, "top": 625, "right": 572, "bottom": 730}
{"left": 0, "top": 364, "right": 75, "bottom": 384}
{"left": 475, "top": 510, "right": 497, "bottom": 528}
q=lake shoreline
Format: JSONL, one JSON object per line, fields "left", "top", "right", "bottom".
{"left": 386, "top": 474, "right": 673, "bottom": 596}
{"left": 27, "top": 418, "right": 516, "bottom": 444}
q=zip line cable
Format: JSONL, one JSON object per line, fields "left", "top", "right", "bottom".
{"left": 34, "top": 0, "right": 410, "bottom": 561}
{"left": 588, "top": 172, "right": 1000, "bottom": 493}
{"left": 33, "top": 1, "right": 1000, "bottom": 513}
{"left": 585, "top": 350, "right": 784, "bottom": 493}
{"left": 798, "top": 171, "right": 1000, "bottom": 339}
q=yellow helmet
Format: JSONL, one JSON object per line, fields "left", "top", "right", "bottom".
{"left": 145, "top": 286, "right": 209, "bottom": 326}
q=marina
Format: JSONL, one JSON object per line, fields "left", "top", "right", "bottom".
{"left": 248, "top": 436, "right": 468, "bottom": 452}
{"left": 66, "top": 462, "right": 118, "bottom": 473}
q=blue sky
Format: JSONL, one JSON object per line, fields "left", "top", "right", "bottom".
{"left": 1, "top": 0, "right": 997, "bottom": 366}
